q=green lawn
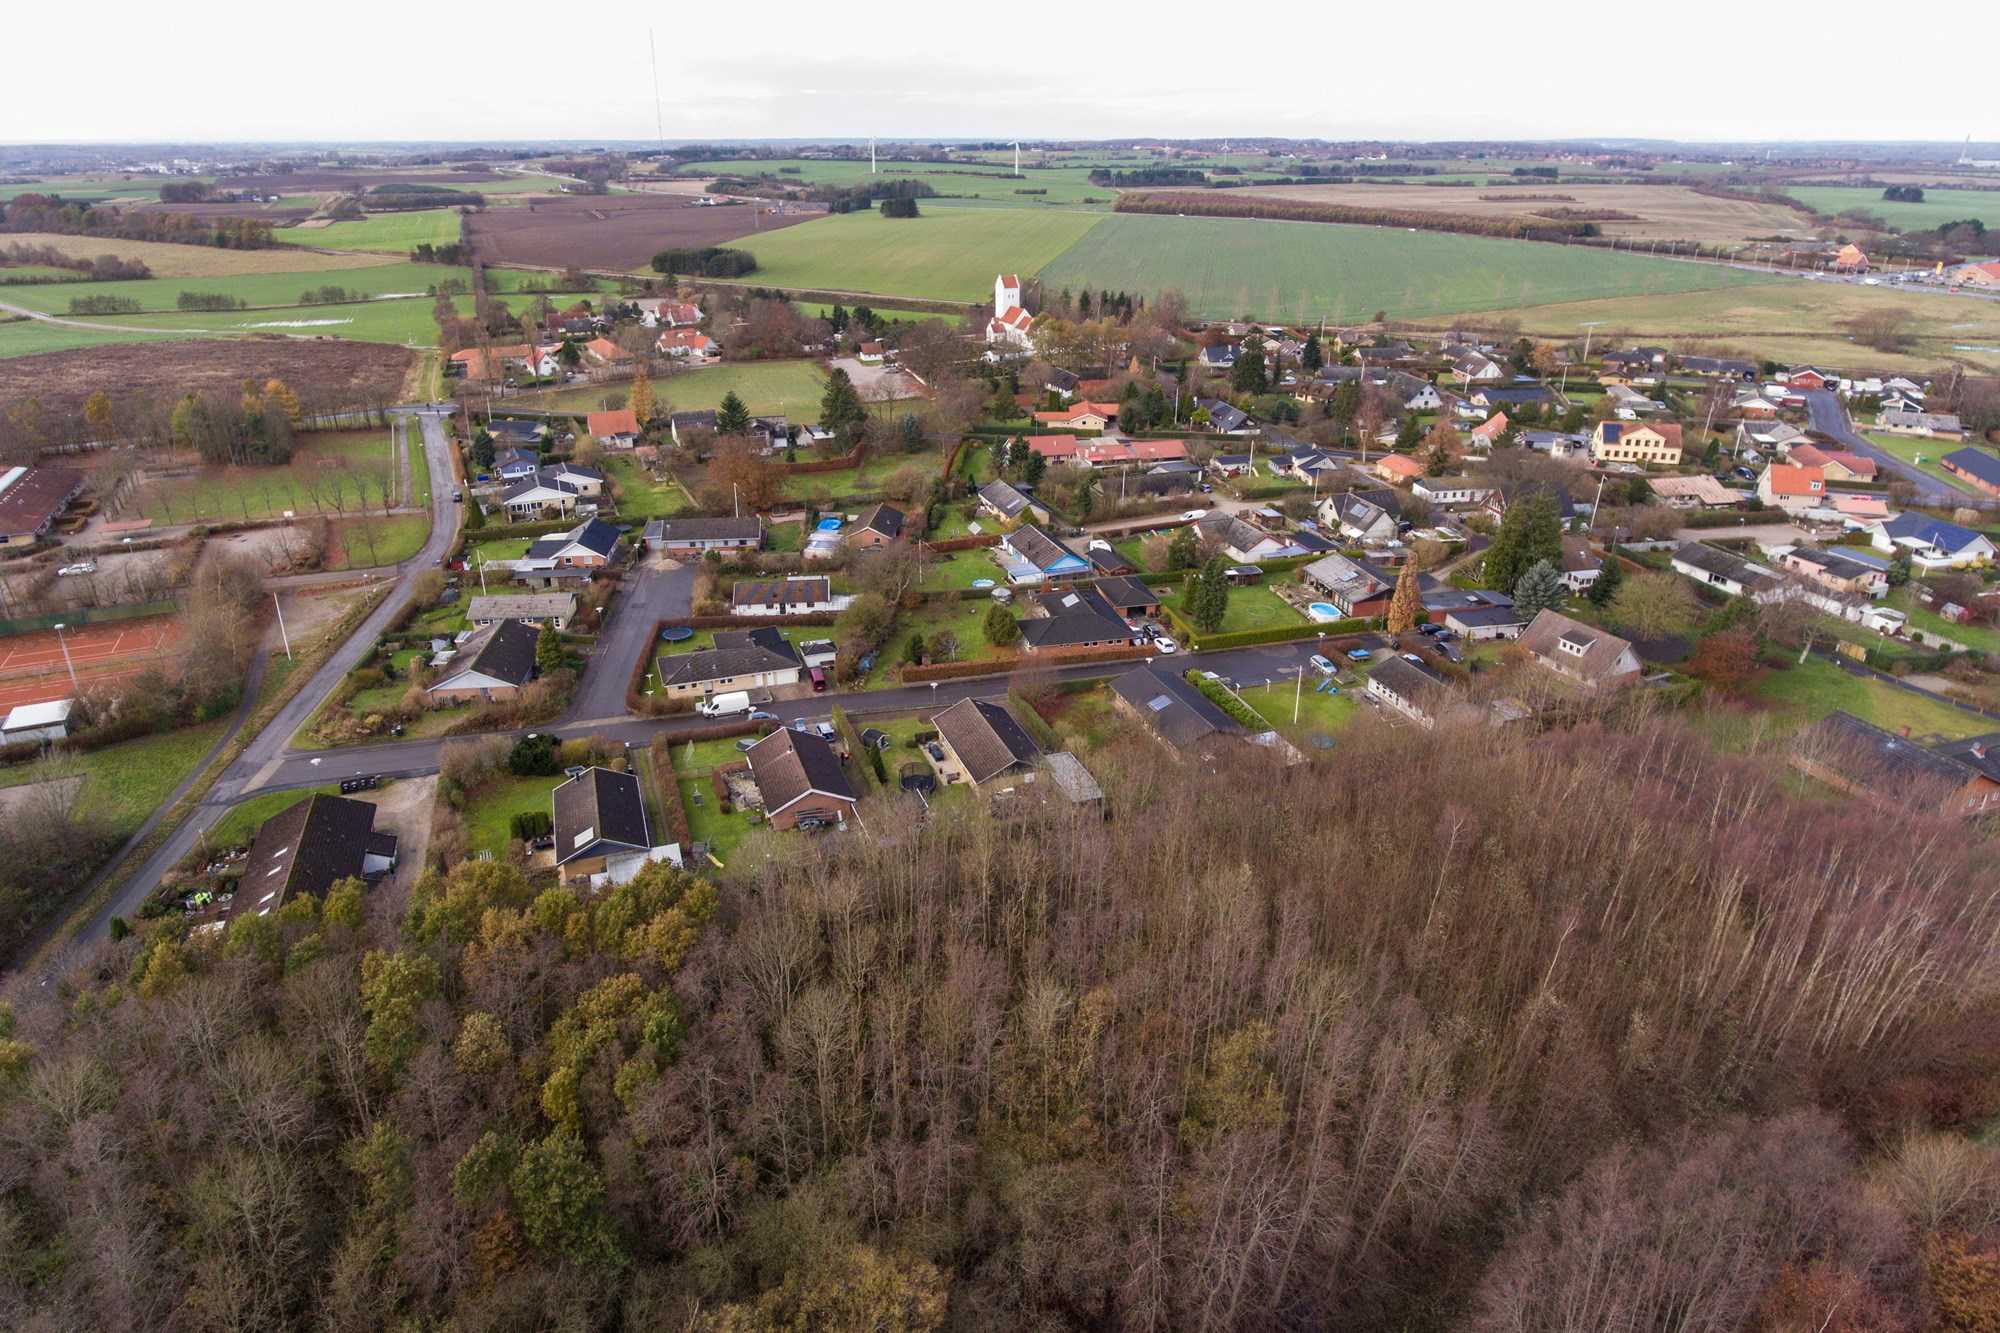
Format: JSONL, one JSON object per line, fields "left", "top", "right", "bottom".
{"left": 666, "top": 736, "right": 758, "bottom": 775}
{"left": 1782, "top": 185, "right": 2000, "bottom": 234}
{"left": 1236, "top": 676, "right": 1360, "bottom": 740}
{"left": 465, "top": 774, "right": 565, "bottom": 855}
{"left": 129, "top": 428, "right": 396, "bottom": 524}
{"left": 601, "top": 454, "right": 688, "bottom": 519}
{"left": 206, "top": 785, "right": 341, "bottom": 850}
{"left": 330, "top": 513, "right": 429, "bottom": 569}
{"left": 922, "top": 549, "right": 1003, "bottom": 590}
{"left": 1863, "top": 432, "right": 1985, "bottom": 494}
{"left": 0, "top": 721, "right": 228, "bottom": 839}
{"left": 868, "top": 599, "right": 1007, "bottom": 685}
{"left": 0, "top": 261, "right": 472, "bottom": 316}
{"left": 678, "top": 776, "right": 758, "bottom": 861}
{"left": 1037, "top": 212, "right": 1780, "bottom": 324}
{"left": 1753, "top": 657, "right": 1993, "bottom": 742}
{"left": 1168, "top": 581, "right": 1306, "bottom": 635}
{"left": 521, "top": 360, "right": 839, "bottom": 422}
{"left": 277, "top": 210, "right": 463, "bottom": 252}
{"left": 1888, "top": 588, "right": 2000, "bottom": 654}
{"left": 779, "top": 444, "right": 944, "bottom": 502}
{"left": 731, "top": 207, "right": 1108, "bottom": 303}
{"left": 470, "top": 536, "right": 532, "bottom": 567}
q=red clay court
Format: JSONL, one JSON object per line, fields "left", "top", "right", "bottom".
{"left": 0, "top": 615, "right": 181, "bottom": 710}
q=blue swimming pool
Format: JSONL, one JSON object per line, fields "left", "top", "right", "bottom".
{"left": 815, "top": 517, "right": 843, "bottom": 532}
{"left": 1306, "top": 602, "right": 1339, "bottom": 622}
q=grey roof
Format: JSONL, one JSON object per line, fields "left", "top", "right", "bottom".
{"left": 1672, "top": 542, "right": 1777, "bottom": 591}
{"left": 552, "top": 767, "right": 650, "bottom": 865}
{"left": 1006, "top": 523, "right": 1084, "bottom": 572}
{"left": 657, "top": 516, "right": 763, "bottom": 543}
{"left": 488, "top": 418, "right": 546, "bottom": 441}
{"left": 527, "top": 517, "right": 619, "bottom": 560}
{"left": 731, "top": 576, "right": 830, "bottom": 608}
{"left": 466, "top": 593, "right": 577, "bottom": 622}
{"left": 670, "top": 409, "right": 718, "bottom": 431}
{"left": 1111, "top": 663, "right": 1238, "bottom": 749}
{"left": 853, "top": 502, "right": 905, "bottom": 540}
{"left": 1444, "top": 604, "right": 1525, "bottom": 628}
{"left": 1042, "top": 367, "right": 1081, "bottom": 392}
{"left": 1370, "top": 655, "right": 1448, "bottom": 707}
{"left": 1519, "top": 609, "right": 1638, "bottom": 683}
{"left": 1042, "top": 751, "right": 1104, "bottom": 803}
{"left": 240, "top": 793, "right": 384, "bottom": 913}
{"left": 1197, "top": 398, "right": 1250, "bottom": 432}
{"left": 931, "top": 698, "right": 1042, "bottom": 783}
{"left": 1091, "top": 575, "right": 1158, "bottom": 611}
{"left": 1472, "top": 385, "right": 1555, "bottom": 404}
{"left": 444, "top": 619, "right": 541, "bottom": 687}
{"left": 747, "top": 726, "right": 856, "bottom": 814}
{"left": 502, "top": 470, "right": 581, "bottom": 504}
{"left": 1020, "top": 585, "right": 1130, "bottom": 648}
{"left": 1796, "top": 711, "right": 1984, "bottom": 793}
{"left": 656, "top": 627, "right": 799, "bottom": 687}
{"left": 978, "top": 479, "right": 1036, "bottom": 519}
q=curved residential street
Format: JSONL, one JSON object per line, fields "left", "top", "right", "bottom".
{"left": 1801, "top": 389, "right": 1960, "bottom": 504}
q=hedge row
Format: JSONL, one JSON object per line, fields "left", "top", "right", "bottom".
{"left": 920, "top": 534, "right": 1002, "bottom": 553}
{"left": 771, "top": 441, "right": 866, "bottom": 475}
{"left": 669, "top": 612, "right": 840, "bottom": 629}
{"left": 895, "top": 640, "right": 1159, "bottom": 683}
{"left": 1006, "top": 690, "right": 1062, "bottom": 751}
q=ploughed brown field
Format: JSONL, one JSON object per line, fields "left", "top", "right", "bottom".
{"left": 0, "top": 338, "right": 414, "bottom": 426}
{"left": 466, "top": 194, "right": 816, "bottom": 271}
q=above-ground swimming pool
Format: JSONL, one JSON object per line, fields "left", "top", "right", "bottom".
{"left": 1306, "top": 602, "right": 1339, "bottom": 622}
{"left": 815, "top": 517, "right": 844, "bottom": 532}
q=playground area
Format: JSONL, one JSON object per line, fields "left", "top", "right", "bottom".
{"left": 0, "top": 613, "right": 181, "bottom": 710}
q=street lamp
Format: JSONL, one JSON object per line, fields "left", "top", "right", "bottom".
{"left": 51, "top": 622, "right": 79, "bottom": 691}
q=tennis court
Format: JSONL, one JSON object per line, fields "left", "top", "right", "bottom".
{"left": 0, "top": 614, "right": 181, "bottom": 709}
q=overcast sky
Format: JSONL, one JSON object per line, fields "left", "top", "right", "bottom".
{"left": 8, "top": 2, "right": 1991, "bottom": 147}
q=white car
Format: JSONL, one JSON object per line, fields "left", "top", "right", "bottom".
{"left": 1309, "top": 654, "right": 1335, "bottom": 674}
{"left": 1181, "top": 509, "right": 1207, "bottom": 522}
{"left": 57, "top": 561, "right": 96, "bottom": 577}
{"left": 1154, "top": 636, "right": 1179, "bottom": 654}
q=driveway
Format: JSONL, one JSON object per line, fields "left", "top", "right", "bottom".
{"left": 565, "top": 556, "right": 695, "bottom": 725}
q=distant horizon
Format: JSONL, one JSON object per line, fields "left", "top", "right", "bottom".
{"left": 5, "top": 136, "right": 1998, "bottom": 154}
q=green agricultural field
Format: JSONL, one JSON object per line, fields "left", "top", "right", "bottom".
{"left": 0, "top": 317, "right": 185, "bottom": 357}
{"left": 0, "top": 262, "right": 473, "bottom": 316}
{"left": 732, "top": 207, "right": 1107, "bottom": 303}
{"left": 277, "top": 209, "right": 463, "bottom": 252}
{"left": 1036, "top": 213, "right": 1780, "bottom": 324}
{"left": 675, "top": 158, "right": 1115, "bottom": 208}
{"left": 1784, "top": 186, "right": 2000, "bottom": 233}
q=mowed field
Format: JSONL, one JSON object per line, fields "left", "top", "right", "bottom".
{"left": 1036, "top": 213, "right": 1779, "bottom": 323}
{"left": 676, "top": 158, "right": 1116, "bottom": 208}
{"left": 0, "top": 261, "right": 474, "bottom": 315}
{"left": 1783, "top": 185, "right": 2000, "bottom": 233}
{"left": 0, "top": 614, "right": 181, "bottom": 710}
{"left": 123, "top": 428, "right": 399, "bottom": 524}
{"left": 0, "top": 232, "right": 401, "bottom": 276}
{"left": 1407, "top": 277, "right": 2000, "bottom": 374}
{"left": 0, "top": 338, "right": 413, "bottom": 422}
{"left": 1186, "top": 182, "right": 1815, "bottom": 243}
{"left": 466, "top": 194, "right": 813, "bottom": 271}
{"left": 515, "top": 359, "right": 838, "bottom": 422}
{"left": 277, "top": 209, "right": 463, "bottom": 252}
{"left": 731, "top": 205, "right": 1106, "bottom": 302}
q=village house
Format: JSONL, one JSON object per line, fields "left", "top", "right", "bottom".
{"left": 1410, "top": 475, "right": 1496, "bottom": 506}
{"left": 846, "top": 502, "right": 905, "bottom": 550}
{"left": 998, "top": 524, "right": 1091, "bottom": 585}
{"left": 1031, "top": 402, "right": 1120, "bottom": 431}
{"left": 1469, "top": 413, "right": 1510, "bottom": 450}
{"left": 648, "top": 516, "right": 763, "bottom": 556}
{"left": 1757, "top": 463, "right": 1829, "bottom": 512}
{"left": 1019, "top": 585, "right": 1132, "bottom": 652}
{"left": 511, "top": 518, "right": 621, "bottom": 585}
{"left": 1091, "top": 575, "right": 1161, "bottom": 619}
{"left": 976, "top": 479, "right": 1048, "bottom": 525}
{"left": 1373, "top": 454, "right": 1427, "bottom": 485}
{"left": 1941, "top": 448, "right": 2000, "bottom": 498}
{"left": 494, "top": 447, "right": 541, "bottom": 482}
{"left": 1367, "top": 654, "right": 1451, "bottom": 728}
{"left": 730, "top": 576, "right": 837, "bottom": 616}
{"left": 656, "top": 328, "right": 718, "bottom": 360}
{"left": 501, "top": 471, "right": 583, "bottom": 522}
{"left": 746, "top": 727, "right": 858, "bottom": 831}
{"left": 1833, "top": 243, "right": 1870, "bottom": 273}
{"left": 1870, "top": 514, "right": 1997, "bottom": 572}
{"left": 655, "top": 627, "right": 802, "bottom": 699}
{"left": 1679, "top": 356, "right": 1758, "bottom": 380}
{"left": 636, "top": 298, "right": 701, "bottom": 328}
{"left": 1302, "top": 553, "right": 1396, "bottom": 618}
{"left": 1198, "top": 343, "right": 1240, "bottom": 371}
{"left": 427, "top": 619, "right": 541, "bottom": 702}
{"left": 986, "top": 274, "right": 1035, "bottom": 351}
{"left": 1785, "top": 367, "right": 1836, "bottom": 391}
{"left": 1519, "top": 610, "right": 1641, "bottom": 690}
{"left": 552, "top": 766, "right": 679, "bottom": 886}
{"left": 1649, "top": 475, "right": 1743, "bottom": 510}
{"left": 1782, "top": 444, "right": 1877, "bottom": 483}
{"left": 1876, "top": 408, "right": 1965, "bottom": 440}
{"left": 1775, "top": 546, "right": 1889, "bottom": 599}
{"left": 929, "top": 698, "right": 1043, "bottom": 787}
{"left": 1319, "top": 489, "right": 1400, "bottom": 545}
{"left": 669, "top": 410, "right": 718, "bottom": 445}
{"left": 1196, "top": 399, "right": 1255, "bottom": 435}
{"left": 1590, "top": 420, "right": 1683, "bottom": 466}
{"left": 1792, "top": 712, "right": 2000, "bottom": 818}
{"left": 465, "top": 593, "right": 577, "bottom": 631}
{"left": 1559, "top": 536, "right": 1605, "bottom": 594}
{"left": 586, "top": 410, "right": 640, "bottom": 448}
{"left": 1444, "top": 604, "right": 1527, "bottom": 640}
{"left": 236, "top": 794, "right": 397, "bottom": 919}
{"left": 1110, "top": 663, "right": 1240, "bottom": 755}
{"left": 1671, "top": 542, "right": 1782, "bottom": 601}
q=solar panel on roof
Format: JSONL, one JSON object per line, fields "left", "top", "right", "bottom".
{"left": 1148, "top": 695, "right": 1172, "bottom": 712}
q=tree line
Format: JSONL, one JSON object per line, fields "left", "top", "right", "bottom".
{"left": 0, "top": 241, "right": 151, "bottom": 281}
{"left": 650, "top": 246, "right": 757, "bottom": 278}
{"left": 1, "top": 713, "right": 1996, "bottom": 1327}
{"left": 0, "top": 196, "right": 278, "bottom": 248}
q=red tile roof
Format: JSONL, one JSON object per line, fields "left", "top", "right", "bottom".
{"left": 587, "top": 409, "right": 639, "bottom": 438}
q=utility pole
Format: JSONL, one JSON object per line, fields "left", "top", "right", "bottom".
{"left": 1293, "top": 663, "right": 1303, "bottom": 724}
{"left": 272, "top": 591, "right": 293, "bottom": 660}
{"left": 51, "top": 622, "right": 79, "bottom": 691}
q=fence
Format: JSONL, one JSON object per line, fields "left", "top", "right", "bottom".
{"left": 0, "top": 599, "right": 179, "bottom": 638}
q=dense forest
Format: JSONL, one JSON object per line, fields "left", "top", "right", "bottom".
{"left": 2, "top": 714, "right": 1998, "bottom": 1329}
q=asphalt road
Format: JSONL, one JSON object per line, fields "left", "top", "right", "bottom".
{"left": 53, "top": 406, "right": 464, "bottom": 956}
{"left": 564, "top": 558, "right": 695, "bottom": 725}
{"left": 1801, "top": 389, "right": 1959, "bottom": 504}
{"left": 229, "top": 637, "right": 1365, "bottom": 796}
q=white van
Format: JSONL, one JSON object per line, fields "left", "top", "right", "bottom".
{"left": 696, "top": 691, "right": 751, "bottom": 718}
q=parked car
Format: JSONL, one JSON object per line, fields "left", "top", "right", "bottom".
{"left": 1309, "top": 654, "right": 1335, "bottom": 674}
{"left": 1154, "top": 636, "right": 1178, "bottom": 654}
{"left": 925, "top": 742, "right": 945, "bottom": 762}
{"left": 56, "top": 561, "right": 95, "bottom": 577}
{"left": 1181, "top": 509, "right": 1207, "bottom": 521}
{"left": 814, "top": 722, "right": 838, "bottom": 742}
{"left": 452, "top": 490, "right": 463, "bottom": 503}
{"left": 747, "top": 710, "right": 777, "bottom": 722}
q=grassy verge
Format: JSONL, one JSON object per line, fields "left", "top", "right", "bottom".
{"left": 1862, "top": 432, "right": 1982, "bottom": 495}
{"left": 1752, "top": 657, "right": 1993, "bottom": 741}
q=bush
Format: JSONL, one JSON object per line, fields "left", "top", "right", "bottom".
{"left": 510, "top": 810, "right": 553, "bottom": 841}
{"left": 508, "top": 733, "right": 559, "bottom": 777}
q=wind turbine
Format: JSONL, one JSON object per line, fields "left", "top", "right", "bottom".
{"left": 870, "top": 138, "right": 877, "bottom": 174}
{"left": 1012, "top": 142, "right": 1021, "bottom": 177}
